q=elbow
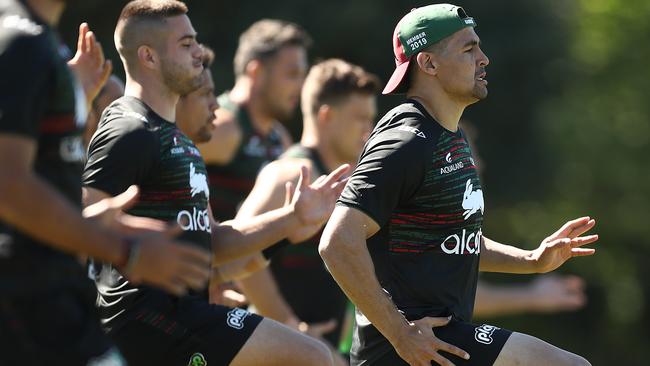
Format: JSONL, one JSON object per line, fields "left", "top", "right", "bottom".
{"left": 318, "top": 230, "right": 339, "bottom": 264}
{"left": 0, "top": 171, "right": 28, "bottom": 213}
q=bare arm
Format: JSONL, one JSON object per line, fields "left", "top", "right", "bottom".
{"left": 211, "top": 164, "right": 349, "bottom": 264}
{"left": 238, "top": 267, "right": 296, "bottom": 322}
{"left": 319, "top": 206, "right": 407, "bottom": 343}
{"left": 197, "top": 110, "right": 241, "bottom": 165}
{"left": 231, "top": 161, "right": 298, "bottom": 318}
{"left": 319, "top": 206, "right": 468, "bottom": 366}
{"left": 0, "top": 134, "right": 125, "bottom": 263}
{"left": 480, "top": 217, "right": 598, "bottom": 274}
{"left": 473, "top": 275, "right": 586, "bottom": 318}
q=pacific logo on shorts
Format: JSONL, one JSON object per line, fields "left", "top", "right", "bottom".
{"left": 475, "top": 324, "right": 500, "bottom": 345}
{"left": 226, "top": 308, "right": 250, "bottom": 330}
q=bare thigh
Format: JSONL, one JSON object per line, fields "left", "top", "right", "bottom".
{"left": 494, "top": 332, "right": 591, "bottom": 366}
{"left": 229, "top": 317, "right": 334, "bottom": 366}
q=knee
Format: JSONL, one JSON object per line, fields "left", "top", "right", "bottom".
{"left": 569, "top": 355, "right": 591, "bottom": 366}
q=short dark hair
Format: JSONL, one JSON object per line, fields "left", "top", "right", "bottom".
{"left": 115, "top": 0, "right": 188, "bottom": 71}
{"left": 233, "top": 19, "right": 312, "bottom": 77}
{"left": 200, "top": 44, "right": 215, "bottom": 68}
{"left": 301, "top": 59, "right": 380, "bottom": 117}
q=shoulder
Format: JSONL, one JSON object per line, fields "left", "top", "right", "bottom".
{"left": 256, "top": 157, "right": 308, "bottom": 185}
{"left": 365, "top": 102, "right": 442, "bottom": 155}
{"left": 0, "top": 11, "right": 52, "bottom": 69}
{"left": 90, "top": 97, "right": 159, "bottom": 150}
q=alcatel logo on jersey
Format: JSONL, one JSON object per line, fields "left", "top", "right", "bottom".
{"left": 189, "top": 163, "right": 209, "bottom": 199}
{"left": 177, "top": 207, "right": 211, "bottom": 233}
{"left": 398, "top": 125, "right": 426, "bottom": 138}
{"left": 441, "top": 228, "right": 482, "bottom": 255}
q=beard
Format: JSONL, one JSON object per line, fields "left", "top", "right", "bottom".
{"left": 194, "top": 127, "right": 213, "bottom": 144}
{"left": 261, "top": 90, "right": 296, "bottom": 121}
{"left": 161, "top": 59, "right": 202, "bottom": 96}
{"left": 471, "top": 81, "right": 488, "bottom": 100}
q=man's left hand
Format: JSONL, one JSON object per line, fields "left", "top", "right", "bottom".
{"left": 67, "top": 22, "right": 112, "bottom": 108}
{"left": 288, "top": 164, "right": 349, "bottom": 239}
{"left": 530, "top": 216, "right": 598, "bottom": 273}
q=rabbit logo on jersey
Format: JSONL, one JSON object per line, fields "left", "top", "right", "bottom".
{"left": 177, "top": 163, "right": 211, "bottom": 233}
{"left": 462, "top": 180, "right": 483, "bottom": 219}
{"left": 189, "top": 163, "right": 210, "bottom": 199}
{"left": 441, "top": 179, "right": 484, "bottom": 255}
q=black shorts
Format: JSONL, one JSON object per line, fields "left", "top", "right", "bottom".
{"left": 113, "top": 295, "right": 263, "bottom": 366}
{"left": 0, "top": 283, "right": 124, "bottom": 366}
{"left": 351, "top": 319, "right": 512, "bottom": 366}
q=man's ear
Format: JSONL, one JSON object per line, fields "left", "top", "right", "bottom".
{"left": 137, "top": 45, "right": 158, "bottom": 70}
{"left": 317, "top": 104, "right": 333, "bottom": 126}
{"left": 245, "top": 59, "right": 263, "bottom": 80}
{"left": 415, "top": 52, "right": 438, "bottom": 76}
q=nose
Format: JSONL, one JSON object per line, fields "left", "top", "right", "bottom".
{"left": 193, "top": 44, "right": 203, "bottom": 61}
{"left": 478, "top": 47, "right": 489, "bottom": 67}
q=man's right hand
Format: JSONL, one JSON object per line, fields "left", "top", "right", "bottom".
{"left": 125, "top": 230, "right": 212, "bottom": 296}
{"left": 393, "top": 316, "right": 469, "bottom": 366}
{"left": 83, "top": 186, "right": 212, "bottom": 296}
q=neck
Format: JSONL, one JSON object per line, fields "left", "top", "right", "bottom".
{"left": 301, "top": 127, "right": 353, "bottom": 173}
{"left": 230, "top": 77, "right": 275, "bottom": 135}
{"left": 26, "top": 0, "right": 65, "bottom": 26}
{"left": 124, "top": 72, "right": 178, "bottom": 122}
{"left": 407, "top": 82, "right": 467, "bottom": 132}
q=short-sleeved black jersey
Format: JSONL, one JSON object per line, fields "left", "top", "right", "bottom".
{"left": 0, "top": 0, "right": 88, "bottom": 293}
{"left": 83, "top": 96, "right": 212, "bottom": 330}
{"left": 338, "top": 100, "right": 484, "bottom": 323}
{"left": 207, "top": 92, "right": 285, "bottom": 221}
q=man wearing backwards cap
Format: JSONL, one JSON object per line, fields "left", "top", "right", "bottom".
{"left": 320, "top": 4, "right": 596, "bottom": 366}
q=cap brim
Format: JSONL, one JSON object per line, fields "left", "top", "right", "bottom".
{"left": 382, "top": 60, "right": 411, "bottom": 95}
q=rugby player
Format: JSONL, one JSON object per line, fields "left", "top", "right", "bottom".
{"left": 231, "top": 59, "right": 380, "bottom": 365}
{"left": 83, "top": 1, "right": 345, "bottom": 365}
{"left": 0, "top": 0, "right": 210, "bottom": 364}
{"left": 198, "top": 19, "right": 311, "bottom": 222}
{"left": 319, "top": 4, "right": 597, "bottom": 366}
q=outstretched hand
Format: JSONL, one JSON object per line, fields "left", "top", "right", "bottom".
{"left": 530, "top": 217, "right": 598, "bottom": 273}
{"left": 67, "top": 22, "right": 112, "bottom": 108}
{"left": 285, "top": 164, "right": 350, "bottom": 242}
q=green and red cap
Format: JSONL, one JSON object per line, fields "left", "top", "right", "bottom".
{"left": 383, "top": 4, "right": 477, "bottom": 94}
